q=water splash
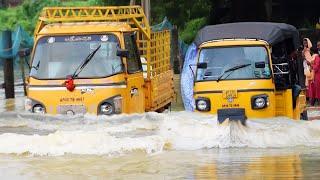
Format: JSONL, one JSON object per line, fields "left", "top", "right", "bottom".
{"left": 0, "top": 111, "right": 319, "bottom": 156}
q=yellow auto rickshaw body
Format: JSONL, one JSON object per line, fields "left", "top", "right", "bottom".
{"left": 194, "top": 39, "right": 306, "bottom": 120}
{"left": 26, "top": 6, "right": 175, "bottom": 115}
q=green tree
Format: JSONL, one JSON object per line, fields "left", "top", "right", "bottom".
{"left": 151, "top": 0, "right": 212, "bottom": 42}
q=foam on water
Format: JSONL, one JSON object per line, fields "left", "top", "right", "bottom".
{"left": 0, "top": 111, "right": 320, "bottom": 156}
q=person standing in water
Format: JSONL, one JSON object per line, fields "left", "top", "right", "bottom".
{"left": 303, "top": 38, "right": 320, "bottom": 106}
{"left": 302, "top": 38, "right": 316, "bottom": 105}
{"left": 312, "top": 45, "right": 320, "bottom": 106}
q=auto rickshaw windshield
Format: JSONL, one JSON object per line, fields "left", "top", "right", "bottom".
{"left": 196, "top": 46, "right": 271, "bottom": 81}
{"left": 30, "top": 34, "right": 124, "bottom": 79}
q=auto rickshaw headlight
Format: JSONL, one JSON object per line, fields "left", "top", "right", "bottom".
{"left": 32, "top": 104, "right": 45, "bottom": 114}
{"left": 251, "top": 95, "right": 269, "bottom": 109}
{"left": 196, "top": 97, "right": 210, "bottom": 111}
{"left": 255, "top": 98, "right": 265, "bottom": 108}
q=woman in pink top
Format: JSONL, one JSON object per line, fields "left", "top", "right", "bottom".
{"left": 312, "top": 49, "right": 320, "bottom": 105}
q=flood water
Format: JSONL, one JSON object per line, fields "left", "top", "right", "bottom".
{"left": 0, "top": 71, "right": 320, "bottom": 179}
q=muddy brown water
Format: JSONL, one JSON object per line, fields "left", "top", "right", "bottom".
{"left": 0, "top": 73, "right": 320, "bottom": 179}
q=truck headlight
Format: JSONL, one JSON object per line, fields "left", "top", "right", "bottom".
{"left": 98, "top": 95, "right": 122, "bottom": 115}
{"left": 251, "top": 95, "right": 269, "bottom": 109}
{"left": 100, "top": 102, "right": 114, "bottom": 115}
{"left": 25, "top": 98, "right": 46, "bottom": 114}
{"left": 32, "top": 104, "right": 45, "bottom": 114}
{"left": 196, "top": 97, "right": 210, "bottom": 111}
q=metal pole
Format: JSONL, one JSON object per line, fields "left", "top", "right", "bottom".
{"left": 19, "top": 56, "right": 26, "bottom": 96}
{"left": 172, "top": 26, "right": 180, "bottom": 74}
{"left": 141, "top": 0, "right": 150, "bottom": 23}
{"left": 18, "top": 48, "right": 31, "bottom": 96}
{"left": 146, "top": 0, "right": 150, "bottom": 23}
{"left": 1, "top": 30, "right": 15, "bottom": 99}
{"left": 130, "top": 0, "right": 136, "bottom": 5}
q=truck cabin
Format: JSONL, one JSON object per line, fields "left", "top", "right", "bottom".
{"left": 30, "top": 22, "right": 135, "bottom": 81}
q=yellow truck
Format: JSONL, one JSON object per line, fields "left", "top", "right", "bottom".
{"left": 25, "top": 6, "right": 175, "bottom": 115}
{"left": 189, "top": 22, "right": 306, "bottom": 124}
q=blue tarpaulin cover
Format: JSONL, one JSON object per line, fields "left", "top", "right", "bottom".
{"left": 181, "top": 43, "right": 197, "bottom": 111}
{"left": 152, "top": 17, "right": 188, "bottom": 58}
{"left": 0, "top": 26, "right": 33, "bottom": 60}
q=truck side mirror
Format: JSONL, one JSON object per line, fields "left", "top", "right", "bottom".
{"left": 18, "top": 48, "right": 31, "bottom": 57}
{"left": 197, "top": 62, "right": 207, "bottom": 69}
{"left": 116, "top": 49, "right": 129, "bottom": 58}
{"left": 255, "top": 62, "right": 265, "bottom": 68}
{"left": 18, "top": 48, "right": 32, "bottom": 69}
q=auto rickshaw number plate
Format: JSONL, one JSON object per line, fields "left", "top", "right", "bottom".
{"left": 222, "top": 90, "right": 238, "bottom": 99}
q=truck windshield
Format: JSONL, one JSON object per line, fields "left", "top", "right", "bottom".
{"left": 30, "top": 34, "right": 123, "bottom": 79}
{"left": 196, "top": 46, "right": 271, "bottom": 81}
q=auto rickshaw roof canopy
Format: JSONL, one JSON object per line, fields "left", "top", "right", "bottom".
{"left": 194, "top": 22, "right": 299, "bottom": 49}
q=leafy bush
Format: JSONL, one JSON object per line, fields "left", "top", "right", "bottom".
{"left": 180, "top": 17, "right": 207, "bottom": 44}
{"left": 0, "top": 7, "right": 20, "bottom": 31}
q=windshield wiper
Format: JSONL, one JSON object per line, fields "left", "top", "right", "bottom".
{"left": 31, "top": 61, "right": 40, "bottom": 71}
{"left": 216, "top": 63, "right": 251, "bottom": 82}
{"left": 72, "top": 44, "right": 101, "bottom": 78}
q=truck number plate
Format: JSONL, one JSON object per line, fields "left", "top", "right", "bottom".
{"left": 57, "top": 105, "right": 86, "bottom": 115}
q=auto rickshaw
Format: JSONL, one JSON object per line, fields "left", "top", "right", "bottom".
{"left": 189, "top": 22, "right": 306, "bottom": 124}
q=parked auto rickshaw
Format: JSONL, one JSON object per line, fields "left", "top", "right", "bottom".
{"left": 191, "top": 22, "right": 306, "bottom": 124}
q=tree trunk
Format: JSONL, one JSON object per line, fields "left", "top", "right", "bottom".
{"left": 172, "top": 26, "right": 181, "bottom": 74}
{"left": 1, "top": 30, "right": 15, "bottom": 99}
